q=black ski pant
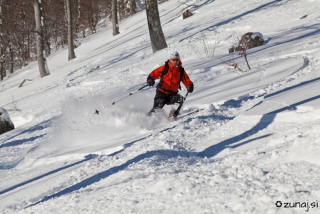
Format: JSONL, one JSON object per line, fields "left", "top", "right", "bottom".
{"left": 152, "top": 90, "right": 183, "bottom": 110}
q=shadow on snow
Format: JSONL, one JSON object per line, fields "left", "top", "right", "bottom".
{"left": 179, "top": 0, "right": 283, "bottom": 43}
{"left": 24, "top": 94, "right": 320, "bottom": 208}
{"left": 0, "top": 135, "right": 150, "bottom": 196}
{"left": 0, "top": 155, "right": 97, "bottom": 196}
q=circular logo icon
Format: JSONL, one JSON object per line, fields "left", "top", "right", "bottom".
{"left": 275, "top": 201, "right": 282, "bottom": 208}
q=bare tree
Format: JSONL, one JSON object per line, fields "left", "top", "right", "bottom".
{"left": 129, "top": 0, "right": 136, "bottom": 16}
{"left": 112, "top": 0, "right": 119, "bottom": 36}
{"left": 237, "top": 37, "right": 251, "bottom": 70}
{"left": 0, "top": 0, "right": 138, "bottom": 75}
{"left": 0, "top": 0, "right": 4, "bottom": 81}
{"left": 74, "top": 0, "right": 81, "bottom": 39}
{"left": 32, "top": 0, "right": 50, "bottom": 78}
{"left": 66, "top": 0, "right": 75, "bottom": 60}
{"left": 145, "top": 0, "right": 167, "bottom": 53}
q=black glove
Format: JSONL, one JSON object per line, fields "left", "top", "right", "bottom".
{"left": 187, "top": 83, "right": 194, "bottom": 93}
{"left": 147, "top": 76, "right": 155, "bottom": 86}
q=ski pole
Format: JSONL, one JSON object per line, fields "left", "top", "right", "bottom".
{"left": 94, "top": 84, "right": 148, "bottom": 114}
{"left": 184, "top": 92, "right": 189, "bottom": 101}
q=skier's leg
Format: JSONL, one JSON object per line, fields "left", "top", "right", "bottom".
{"left": 168, "top": 94, "right": 184, "bottom": 117}
{"left": 168, "top": 94, "right": 184, "bottom": 105}
{"left": 147, "top": 90, "right": 169, "bottom": 116}
{"left": 166, "top": 94, "right": 180, "bottom": 116}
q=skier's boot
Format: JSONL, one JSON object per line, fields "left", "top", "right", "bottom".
{"left": 147, "top": 108, "right": 156, "bottom": 116}
{"left": 172, "top": 98, "right": 184, "bottom": 119}
{"left": 148, "top": 107, "right": 163, "bottom": 116}
{"left": 168, "top": 104, "right": 178, "bottom": 116}
{"left": 172, "top": 109, "right": 180, "bottom": 119}
{"left": 168, "top": 108, "right": 175, "bottom": 116}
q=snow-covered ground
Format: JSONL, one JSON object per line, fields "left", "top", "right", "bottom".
{"left": 1, "top": 0, "right": 320, "bottom": 213}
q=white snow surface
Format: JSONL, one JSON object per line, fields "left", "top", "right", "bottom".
{"left": 1, "top": 0, "right": 320, "bottom": 213}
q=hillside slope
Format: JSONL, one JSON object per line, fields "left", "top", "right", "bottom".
{"left": 0, "top": 0, "right": 320, "bottom": 213}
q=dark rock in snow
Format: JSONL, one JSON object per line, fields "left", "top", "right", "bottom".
{"left": 183, "top": 10, "right": 193, "bottom": 20}
{"left": 229, "top": 32, "right": 264, "bottom": 53}
{"left": 0, "top": 108, "right": 15, "bottom": 135}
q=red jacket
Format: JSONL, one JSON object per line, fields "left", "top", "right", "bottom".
{"left": 149, "top": 61, "right": 193, "bottom": 94}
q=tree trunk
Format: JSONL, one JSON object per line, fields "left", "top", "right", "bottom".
{"left": 0, "top": 0, "right": 4, "bottom": 81}
{"left": 46, "top": 39, "right": 51, "bottom": 55}
{"left": 42, "top": 16, "right": 51, "bottom": 56}
{"left": 112, "top": 0, "right": 119, "bottom": 36}
{"left": 130, "top": 0, "right": 136, "bottom": 16}
{"left": 0, "top": 47, "right": 3, "bottom": 81}
{"left": 27, "top": 29, "right": 30, "bottom": 61}
{"left": 32, "top": 0, "right": 50, "bottom": 78}
{"left": 145, "top": 0, "right": 167, "bottom": 53}
{"left": 10, "top": 46, "right": 13, "bottom": 73}
{"left": 66, "top": 0, "right": 75, "bottom": 60}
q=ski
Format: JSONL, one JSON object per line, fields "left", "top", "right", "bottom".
{"left": 167, "top": 109, "right": 200, "bottom": 121}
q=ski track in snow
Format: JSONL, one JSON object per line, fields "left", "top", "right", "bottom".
{"left": 1, "top": 0, "right": 320, "bottom": 213}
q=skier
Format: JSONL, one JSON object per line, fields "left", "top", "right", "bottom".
{"left": 147, "top": 51, "right": 194, "bottom": 118}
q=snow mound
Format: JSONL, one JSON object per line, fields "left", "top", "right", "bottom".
{"left": 0, "top": 108, "right": 14, "bottom": 126}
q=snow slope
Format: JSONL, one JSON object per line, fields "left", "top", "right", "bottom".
{"left": 1, "top": 0, "right": 320, "bottom": 213}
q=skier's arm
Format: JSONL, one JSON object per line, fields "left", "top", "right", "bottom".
{"left": 149, "top": 65, "right": 165, "bottom": 80}
{"left": 181, "top": 71, "right": 193, "bottom": 89}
